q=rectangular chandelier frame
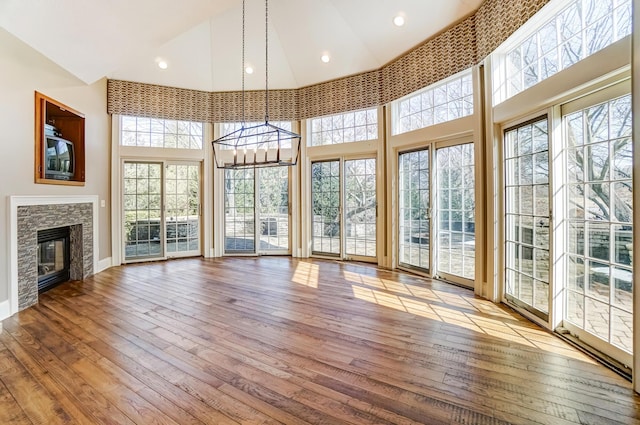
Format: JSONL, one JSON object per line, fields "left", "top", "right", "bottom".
{"left": 212, "top": 121, "right": 301, "bottom": 169}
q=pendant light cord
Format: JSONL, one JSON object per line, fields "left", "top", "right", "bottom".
{"left": 241, "top": 0, "right": 246, "bottom": 125}
{"left": 265, "top": 0, "right": 269, "bottom": 123}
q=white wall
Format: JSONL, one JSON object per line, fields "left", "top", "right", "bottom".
{"left": 0, "top": 28, "right": 111, "bottom": 306}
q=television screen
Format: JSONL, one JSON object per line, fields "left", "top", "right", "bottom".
{"left": 45, "top": 136, "right": 74, "bottom": 179}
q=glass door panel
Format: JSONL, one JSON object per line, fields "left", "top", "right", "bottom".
{"left": 504, "top": 118, "right": 550, "bottom": 318}
{"left": 564, "top": 93, "right": 633, "bottom": 356}
{"left": 398, "top": 149, "right": 430, "bottom": 270}
{"left": 224, "top": 168, "right": 255, "bottom": 253}
{"left": 345, "top": 159, "right": 377, "bottom": 258}
{"left": 311, "top": 161, "right": 341, "bottom": 255}
{"left": 165, "top": 163, "right": 200, "bottom": 257}
{"left": 123, "top": 162, "right": 163, "bottom": 261}
{"left": 258, "top": 167, "right": 290, "bottom": 253}
{"left": 436, "top": 143, "right": 475, "bottom": 283}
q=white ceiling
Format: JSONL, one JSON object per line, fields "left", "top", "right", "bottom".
{"left": 0, "top": 0, "right": 483, "bottom": 92}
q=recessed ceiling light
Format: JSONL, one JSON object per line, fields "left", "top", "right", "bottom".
{"left": 245, "top": 66, "right": 254, "bottom": 74}
{"left": 321, "top": 54, "right": 330, "bottom": 63}
{"left": 393, "top": 15, "right": 405, "bottom": 27}
{"left": 157, "top": 60, "right": 168, "bottom": 69}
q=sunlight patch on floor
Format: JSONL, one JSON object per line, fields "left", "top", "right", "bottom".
{"left": 346, "top": 270, "right": 592, "bottom": 361}
{"left": 292, "top": 262, "right": 319, "bottom": 288}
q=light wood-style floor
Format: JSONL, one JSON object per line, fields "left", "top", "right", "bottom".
{"left": 1, "top": 257, "right": 639, "bottom": 424}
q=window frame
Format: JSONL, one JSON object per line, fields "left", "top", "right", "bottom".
{"left": 307, "top": 108, "right": 379, "bottom": 147}
{"left": 391, "top": 68, "right": 474, "bottom": 136}
{"left": 120, "top": 115, "right": 205, "bottom": 150}
{"left": 492, "top": 0, "right": 632, "bottom": 105}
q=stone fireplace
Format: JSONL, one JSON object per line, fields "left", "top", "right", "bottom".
{"left": 8, "top": 196, "right": 98, "bottom": 315}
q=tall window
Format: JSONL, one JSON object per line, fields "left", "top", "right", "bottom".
{"left": 224, "top": 169, "right": 255, "bottom": 253}
{"left": 311, "top": 161, "right": 341, "bottom": 254}
{"left": 494, "top": 0, "right": 632, "bottom": 104}
{"left": 258, "top": 167, "right": 290, "bottom": 252}
{"left": 165, "top": 163, "right": 200, "bottom": 254}
{"left": 345, "top": 159, "right": 377, "bottom": 258}
{"left": 564, "top": 92, "right": 632, "bottom": 354}
{"left": 309, "top": 109, "right": 378, "bottom": 146}
{"left": 123, "top": 162, "right": 163, "bottom": 260}
{"left": 121, "top": 116, "right": 203, "bottom": 149}
{"left": 393, "top": 70, "right": 473, "bottom": 135}
{"left": 436, "top": 143, "right": 476, "bottom": 282}
{"left": 504, "top": 118, "right": 550, "bottom": 316}
{"left": 398, "top": 149, "right": 430, "bottom": 270}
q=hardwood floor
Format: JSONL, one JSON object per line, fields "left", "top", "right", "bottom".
{"left": 1, "top": 257, "right": 639, "bottom": 424}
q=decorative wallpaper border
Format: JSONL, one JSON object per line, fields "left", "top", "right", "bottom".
{"left": 107, "top": 0, "right": 551, "bottom": 122}
{"left": 475, "top": 0, "right": 552, "bottom": 61}
{"left": 210, "top": 89, "right": 298, "bottom": 122}
{"left": 381, "top": 16, "right": 477, "bottom": 105}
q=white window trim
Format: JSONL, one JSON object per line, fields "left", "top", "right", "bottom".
{"left": 492, "top": 0, "right": 632, "bottom": 106}
{"left": 111, "top": 115, "right": 212, "bottom": 265}
{"left": 307, "top": 107, "right": 380, "bottom": 147}
{"left": 493, "top": 37, "right": 631, "bottom": 125}
{"left": 390, "top": 68, "right": 474, "bottom": 136}
{"left": 558, "top": 80, "right": 633, "bottom": 367}
{"left": 499, "top": 109, "right": 556, "bottom": 331}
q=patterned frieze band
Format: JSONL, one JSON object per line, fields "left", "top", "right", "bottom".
{"left": 107, "top": 0, "right": 550, "bottom": 122}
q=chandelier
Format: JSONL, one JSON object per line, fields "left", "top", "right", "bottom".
{"left": 212, "top": 0, "right": 301, "bottom": 169}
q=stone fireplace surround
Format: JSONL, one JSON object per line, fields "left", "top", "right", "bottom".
{"left": 8, "top": 196, "right": 99, "bottom": 316}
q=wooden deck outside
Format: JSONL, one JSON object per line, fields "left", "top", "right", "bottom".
{"left": 0, "top": 257, "right": 638, "bottom": 424}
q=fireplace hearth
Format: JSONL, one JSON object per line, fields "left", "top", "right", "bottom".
{"left": 37, "top": 226, "right": 71, "bottom": 293}
{"left": 8, "top": 195, "right": 98, "bottom": 317}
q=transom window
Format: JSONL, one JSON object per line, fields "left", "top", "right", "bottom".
{"left": 392, "top": 70, "right": 473, "bottom": 135}
{"left": 121, "top": 116, "right": 203, "bottom": 149}
{"left": 309, "top": 108, "right": 378, "bottom": 147}
{"left": 494, "top": 0, "right": 632, "bottom": 104}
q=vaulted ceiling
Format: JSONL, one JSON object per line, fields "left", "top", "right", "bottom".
{"left": 0, "top": 0, "right": 483, "bottom": 92}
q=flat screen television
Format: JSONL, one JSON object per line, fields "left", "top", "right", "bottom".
{"left": 44, "top": 136, "right": 75, "bottom": 180}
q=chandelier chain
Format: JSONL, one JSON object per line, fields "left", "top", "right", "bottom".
{"left": 265, "top": 0, "right": 269, "bottom": 122}
{"left": 241, "top": 0, "right": 246, "bottom": 124}
{"left": 211, "top": 0, "right": 301, "bottom": 170}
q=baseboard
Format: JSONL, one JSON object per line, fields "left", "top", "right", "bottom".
{"left": 96, "top": 257, "right": 112, "bottom": 274}
{"left": 0, "top": 300, "right": 10, "bottom": 322}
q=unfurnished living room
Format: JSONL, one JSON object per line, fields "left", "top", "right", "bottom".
{"left": 1, "top": 0, "right": 639, "bottom": 423}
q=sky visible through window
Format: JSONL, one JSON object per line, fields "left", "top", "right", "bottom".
{"left": 393, "top": 70, "right": 473, "bottom": 135}
{"left": 121, "top": 116, "right": 203, "bottom": 149}
{"left": 309, "top": 109, "right": 378, "bottom": 146}
{"left": 496, "top": 0, "right": 631, "bottom": 103}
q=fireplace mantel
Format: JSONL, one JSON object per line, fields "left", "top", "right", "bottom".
{"left": 7, "top": 195, "right": 99, "bottom": 319}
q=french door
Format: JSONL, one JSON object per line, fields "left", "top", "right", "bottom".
{"left": 561, "top": 86, "right": 633, "bottom": 364}
{"left": 398, "top": 142, "right": 476, "bottom": 287}
{"left": 311, "top": 158, "right": 377, "bottom": 261}
{"left": 123, "top": 161, "right": 201, "bottom": 262}
{"left": 398, "top": 149, "right": 431, "bottom": 271}
{"left": 165, "top": 162, "right": 201, "bottom": 257}
{"left": 504, "top": 117, "right": 550, "bottom": 319}
{"left": 435, "top": 143, "right": 476, "bottom": 286}
{"left": 224, "top": 166, "right": 290, "bottom": 255}
{"left": 500, "top": 83, "right": 633, "bottom": 368}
